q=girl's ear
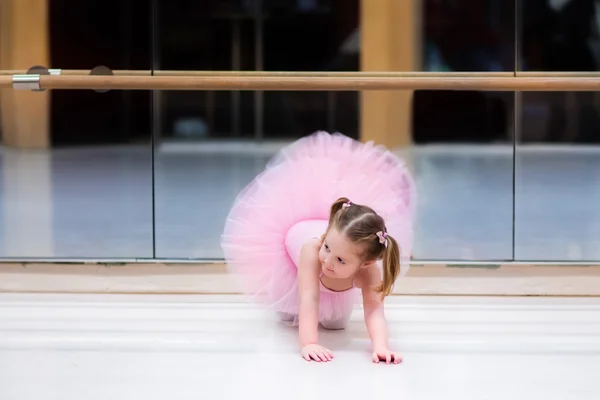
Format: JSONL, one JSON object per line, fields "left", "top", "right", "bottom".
{"left": 361, "top": 259, "right": 377, "bottom": 268}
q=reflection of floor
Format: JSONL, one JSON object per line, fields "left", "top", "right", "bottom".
{"left": 1, "top": 293, "right": 598, "bottom": 400}
{"left": 1, "top": 143, "right": 600, "bottom": 261}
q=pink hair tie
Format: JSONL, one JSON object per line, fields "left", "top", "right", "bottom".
{"left": 376, "top": 231, "right": 388, "bottom": 248}
{"left": 342, "top": 201, "right": 352, "bottom": 209}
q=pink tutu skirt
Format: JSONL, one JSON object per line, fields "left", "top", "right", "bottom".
{"left": 221, "top": 131, "right": 416, "bottom": 321}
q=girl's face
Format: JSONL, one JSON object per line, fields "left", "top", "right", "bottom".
{"left": 318, "top": 227, "right": 369, "bottom": 279}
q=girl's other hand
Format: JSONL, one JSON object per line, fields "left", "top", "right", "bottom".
{"left": 372, "top": 347, "right": 403, "bottom": 364}
{"left": 301, "top": 344, "right": 334, "bottom": 362}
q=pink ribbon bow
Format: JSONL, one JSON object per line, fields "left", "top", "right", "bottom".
{"left": 376, "top": 231, "right": 388, "bottom": 248}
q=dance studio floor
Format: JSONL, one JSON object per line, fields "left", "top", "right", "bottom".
{"left": 2, "top": 142, "right": 600, "bottom": 261}
{"left": 0, "top": 293, "right": 598, "bottom": 399}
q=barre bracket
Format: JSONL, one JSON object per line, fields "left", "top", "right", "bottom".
{"left": 12, "top": 74, "right": 41, "bottom": 91}
{"left": 12, "top": 66, "right": 62, "bottom": 92}
{"left": 89, "top": 66, "right": 114, "bottom": 93}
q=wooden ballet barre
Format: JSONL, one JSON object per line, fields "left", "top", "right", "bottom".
{"left": 3, "top": 74, "right": 600, "bottom": 91}
{"left": 3, "top": 69, "right": 600, "bottom": 77}
{"left": 3, "top": 69, "right": 600, "bottom": 79}
{"left": 0, "top": 69, "right": 515, "bottom": 77}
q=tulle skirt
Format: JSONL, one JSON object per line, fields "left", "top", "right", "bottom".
{"left": 221, "top": 131, "right": 416, "bottom": 320}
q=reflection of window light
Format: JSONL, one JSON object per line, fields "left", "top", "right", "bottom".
{"left": 425, "top": 42, "right": 451, "bottom": 72}
{"left": 297, "top": 0, "right": 318, "bottom": 12}
{"left": 548, "top": 0, "right": 571, "bottom": 12}
{"left": 340, "top": 29, "right": 359, "bottom": 54}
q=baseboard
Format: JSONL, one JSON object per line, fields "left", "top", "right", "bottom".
{"left": 1, "top": 262, "right": 599, "bottom": 296}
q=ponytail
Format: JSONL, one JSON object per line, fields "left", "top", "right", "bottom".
{"left": 328, "top": 197, "right": 351, "bottom": 227}
{"left": 374, "top": 234, "right": 400, "bottom": 297}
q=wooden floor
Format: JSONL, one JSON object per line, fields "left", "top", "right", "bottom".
{"left": 0, "top": 293, "right": 598, "bottom": 399}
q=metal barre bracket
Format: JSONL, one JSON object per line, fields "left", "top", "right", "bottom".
{"left": 11, "top": 66, "right": 62, "bottom": 91}
{"left": 12, "top": 74, "right": 41, "bottom": 91}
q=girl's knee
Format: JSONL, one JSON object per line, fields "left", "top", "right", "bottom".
{"left": 320, "top": 314, "right": 351, "bottom": 330}
{"left": 277, "top": 312, "right": 295, "bottom": 322}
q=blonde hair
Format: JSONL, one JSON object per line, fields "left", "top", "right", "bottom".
{"left": 323, "top": 197, "right": 401, "bottom": 297}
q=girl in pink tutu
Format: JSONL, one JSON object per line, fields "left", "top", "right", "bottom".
{"left": 221, "top": 131, "right": 416, "bottom": 364}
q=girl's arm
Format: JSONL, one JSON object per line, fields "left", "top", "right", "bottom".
{"left": 359, "top": 266, "right": 389, "bottom": 351}
{"left": 297, "top": 241, "right": 321, "bottom": 347}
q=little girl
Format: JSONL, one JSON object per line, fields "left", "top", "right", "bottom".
{"left": 221, "top": 131, "right": 416, "bottom": 364}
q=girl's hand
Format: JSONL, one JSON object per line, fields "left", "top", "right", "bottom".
{"left": 372, "top": 347, "right": 403, "bottom": 364}
{"left": 301, "top": 344, "right": 334, "bottom": 362}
